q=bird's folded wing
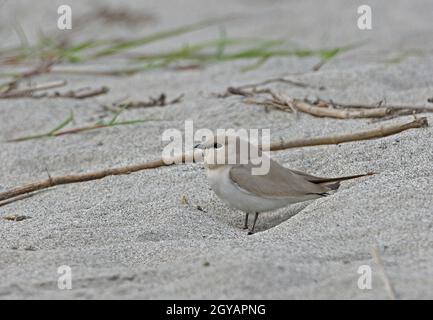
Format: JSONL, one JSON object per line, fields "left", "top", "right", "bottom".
{"left": 229, "top": 162, "right": 328, "bottom": 198}
{"left": 290, "top": 168, "right": 372, "bottom": 185}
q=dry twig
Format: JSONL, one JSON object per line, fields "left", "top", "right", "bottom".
{"left": 116, "top": 93, "right": 184, "bottom": 109}
{"left": 1, "top": 215, "right": 30, "bottom": 221}
{"left": 225, "top": 86, "right": 433, "bottom": 119}
{"left": 0, "top": 80, "right": 67, "bottom": 98}
{"left": 277, "top": 95, "right": 393, "bottom": 119}
{"left": 0, "top": 80, "right": 109, "bottom": 100}
{"left": 268, "top": 117, "right": 427, "bottom": 151}
{"left": 0, "top": 159, "right": 167, "bottom": 203}
{"left": 0, "top": 61, "right": 55, "bottom": 94}
{"left": 302, "top": 98, "right": 433, "bottom": 120}
{"left": 100, "top": 93, "right": 184, "bottom": 113}
{"left": 216, "top": 77, "right": 324, "bottom": 98}
{"left": 34, "top": 86, "right": 109, "bottom": 99}
{"left": 312, "top": 59, "right": 327, "bottom": 71}
{"left": 19, "top": 60, "right": 55, "bottom": 78}
{"left": 371, "top": 246, "right": 398, "bottom": 300}
{"left": 318, "top": 99, "right": 433, "bottom": 113}
{"left": 235, "top": 77, "right": 322, "bottom": 90}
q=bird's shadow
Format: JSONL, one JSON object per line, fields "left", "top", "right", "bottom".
{"left": 0, "top": 190, "right": 50, "bottom": 208}
{"left": 247, "top": 201, "right": 312, "bottom": 234}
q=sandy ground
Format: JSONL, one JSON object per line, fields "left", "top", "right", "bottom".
{"left": 1, "top": 0, "right": 433, "bottom": 299}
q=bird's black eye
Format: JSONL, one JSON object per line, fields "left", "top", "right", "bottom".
{"left": 213, "top": 143, "right": 222, "bottom": 148}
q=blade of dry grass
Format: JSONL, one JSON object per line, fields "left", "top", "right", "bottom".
{"left": 371, "top": 246, "right": 398, "bottom": 300}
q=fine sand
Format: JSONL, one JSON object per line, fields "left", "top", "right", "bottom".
{"left": 1, "top": 0, "right": 433, "bottom": 299}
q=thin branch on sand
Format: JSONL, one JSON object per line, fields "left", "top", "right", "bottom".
{"left": 268, "top": 116, "right": 427, "bottom": 150}
{"left": 18, "top": 60, "right": 55, "bottom": 79}
{"left": 0, "top": 117, "right": 427, "bottom": 203}
{"left": 216, "top": 77, "right": 324, "bottom": 98}
{"left": 312, "top": 59, "right": 327, "bottom": 71}
{"left": 327, "top": 100, "right": 433, "bottom": 114}
{"left": 0, "top": 76, "right": 109, "bottom": 100}
{"left": 290, "top": 98, "right": 433, "bottom": 120}
{"left": 0, "top": 80, "right": 67, "bottom": 98}
{"left": 235, "top": 77, "right": 324, "bottom": 90}
{"left": 224, "top": 86, "right": 433, "bottom": 119}
{"left": 34, "top": 86, "right": 109, "bottom": 99}
{"left": 223, "top": 87, "right": 272, "bottom": 98}
{"left": 0, "top": 158, "right": 168, "bottom": 203}
{"left": 276, "top": 95, "right": 393, "bottom": 119}
{"left": 102, "top": 93, "right": 184, "bottom": 112}
{"left": 371, "top": 246, "right": 398, "bottom": 300}
{"left": 294, "top": 101, "right": 390, "bottom": 119}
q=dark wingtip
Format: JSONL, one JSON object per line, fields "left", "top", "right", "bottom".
{"left": 325, "top": 181, "right": 340, "bottom": 191}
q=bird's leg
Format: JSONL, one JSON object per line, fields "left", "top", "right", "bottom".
{"left": 248, "top": 212, "right": 259, "bottom": 235}
{"left": 243, "top": 213, "right": 249, "bottom": 229}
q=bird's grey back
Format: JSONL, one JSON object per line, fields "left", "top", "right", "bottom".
{"left": 229, "top": 159, "right": 329, "bottom": 198}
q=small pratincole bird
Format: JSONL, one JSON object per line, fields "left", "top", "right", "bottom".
{"left": 195, "top": 135, "right": 373, "bottom": 234}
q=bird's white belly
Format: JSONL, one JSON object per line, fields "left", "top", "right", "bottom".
{"left": 206, "top": 166, "right": 295, "bottom": 213}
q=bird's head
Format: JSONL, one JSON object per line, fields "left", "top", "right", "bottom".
{"left": 194, "top": 134, "right": 260, "bottom": 169}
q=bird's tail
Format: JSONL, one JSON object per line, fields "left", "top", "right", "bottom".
{"left": 314, "top": 172, "right": 376, "bottom": 190}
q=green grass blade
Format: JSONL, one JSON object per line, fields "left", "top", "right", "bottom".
{"left": 240, "top": 55, "right": 270, "bottom": 72}
{"left": 47, "top": 112, "right": 74, "bottom": 135}
{"left": 93, "top": 19, "right": 220, "bottom": 58}
{"left": 108, "top": 107, "right": 126, "bottom": 125}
